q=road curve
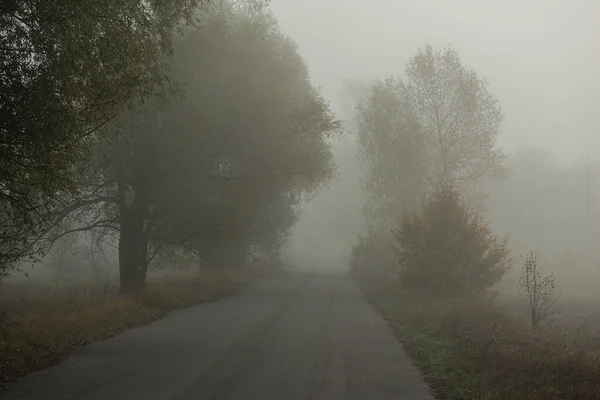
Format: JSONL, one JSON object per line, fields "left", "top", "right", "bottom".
{"left": 2, "top": 270, "right": 433, "bottom": 400}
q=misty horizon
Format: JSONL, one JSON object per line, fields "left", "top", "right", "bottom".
{"left": 272, "top": 0, "right": 600, "bottom": 165}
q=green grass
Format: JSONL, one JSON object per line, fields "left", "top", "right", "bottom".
{"left": 354, "top": 271, "right": 600, "bottom": 400}
{"left": 0, "top": 267, "right": 272, "bottom": 388}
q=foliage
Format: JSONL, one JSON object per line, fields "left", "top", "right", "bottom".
{"left": 352, "top": 45, "right": 505, "bottom": 228}
{"left": 44, "top": 4, "right": 339, "bottom": 293}
{"left": 394, "top": 184, "right": 510, "bottom": 297}
{"left": 404, "top": 45, "right": 506, "bottom": 186}
{"left": 518, "top": 252, "right": 560, "bottom": 329}
{"left": 356, "top": 77, "right": 427, "bottom": 227}
{"left": 0, "top": 0, "right": 210, "bottom": 277}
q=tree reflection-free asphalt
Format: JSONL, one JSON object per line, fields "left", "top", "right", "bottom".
{"left": 3, "top": 270, "right": 433, "bottom": 400}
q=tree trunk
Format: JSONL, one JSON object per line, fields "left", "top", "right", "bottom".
{"left": 118, "top": 217, "right": 145, "bottom": 294}
{"left": 118, "top": 184, "right": 150, "bottom": 295}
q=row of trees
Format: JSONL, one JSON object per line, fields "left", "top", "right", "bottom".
{"left": 1, "top": 1, "right": 339, "bottom": 293}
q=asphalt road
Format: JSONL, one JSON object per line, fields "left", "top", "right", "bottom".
{"left": 3, "top": 270, "right": 434, "bottom": 400}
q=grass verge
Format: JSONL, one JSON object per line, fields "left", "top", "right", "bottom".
{"left": 354, "top": 271, "right": 600, "bottom": 400}
{"left": 0, "top": 266, "right": 272, "bottom": 388}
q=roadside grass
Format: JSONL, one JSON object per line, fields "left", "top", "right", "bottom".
{"left": 0, "top": 266, "right": 273, "bottom": 387}
{"left": 354, "top": 271, "right": 600, "bottom": 400}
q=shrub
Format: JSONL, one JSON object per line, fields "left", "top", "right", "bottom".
{"left": 394, "top": 184, "right": 511, "bottom": 297}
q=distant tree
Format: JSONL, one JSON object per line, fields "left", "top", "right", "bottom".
{"left": 44, "top": 6, "right": 339, "bottom": 293}
{"left": 339, "top": 79, "right": 370, "bottom": 128}
{"left": 0, "top": 0, "right": 210, "bottom": 278}
{"left": 404, "top": 45, "right": 506, "bottom": 186}
{"left": 351, "top": 45, "right": 505, "bottom": 228}
{"left": 86, "top": 232, "right": 114, "bottom": 280}
{"left": 47, "top": 230, "right": 82, "bottom": 280}
{"left": 394, "top": 184, "right": 510, "bottom": 297}
{"left": 350, "top": 229, "right": 397, "bottom": 275}
{"left": 356, "top": 77, "right": 428, "bottom": 227}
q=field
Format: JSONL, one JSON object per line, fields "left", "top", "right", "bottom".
{"left": 354, "top": 271, "right": 600, "bottom": 400}
{"left": 0, "top": 266, "right": 273, "bottom": 388}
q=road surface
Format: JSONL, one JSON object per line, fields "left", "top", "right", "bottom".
{"left": 3, "top": 270, "right": 433, "bottom": 400}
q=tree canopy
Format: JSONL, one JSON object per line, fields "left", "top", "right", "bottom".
{"left": 354, "top": 45, "right": 506, "bottom": 225}
{"left": 356, "top": 77, "right": 427, "bottom": 227}
{"left": 0, "top": 0, "right": 209, "bottom": 276}
{"left": 44, "top": 5, "right": 339, "bottom": 292}
{"left": 405, "top": 45, "right": 506, "bottom": 186}
{"left": 395, "top": 184, "right": 510, "bottom": 297}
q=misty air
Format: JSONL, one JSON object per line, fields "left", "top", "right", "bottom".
{"left": 1, "top": 1, "right": 599, "bottom": 399}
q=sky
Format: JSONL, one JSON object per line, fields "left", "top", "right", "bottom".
{"left": 271, "top": 0, "right": 600, "bottom": 164}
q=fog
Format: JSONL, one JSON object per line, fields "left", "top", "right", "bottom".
{"left": 275, "top": 0, "right": 600, "bottom": 289}
{"left": 4, "top": 2, "right": 600, "bottom": 395}
{"left": 5, "top": 0, "right": 599, "bottom": 288}
{"left": 273, "top": 0, "right": 600, "bottom": 161}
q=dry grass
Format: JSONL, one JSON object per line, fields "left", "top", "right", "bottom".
{"left": 0, "top": 266, "right": 273, "bottom": 388}
{"left": 354, "top": 271, "right": 600, "bottom": 400}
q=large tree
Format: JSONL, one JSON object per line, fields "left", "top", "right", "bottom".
{"left": 404, "top": 44, "right": 506, "bottom": 186}
{"left": 0, "top": 0, "right": 209, "bottom": 277}
{"left": 46, "top": 6, "right": 338, "bottom": 293}
{"left": 353, "top": 45, "right": 505, "bottom": 227}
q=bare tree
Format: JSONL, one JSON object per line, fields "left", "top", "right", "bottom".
{"left": 518, "top": 252, "right": 560, "bottom": 329}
